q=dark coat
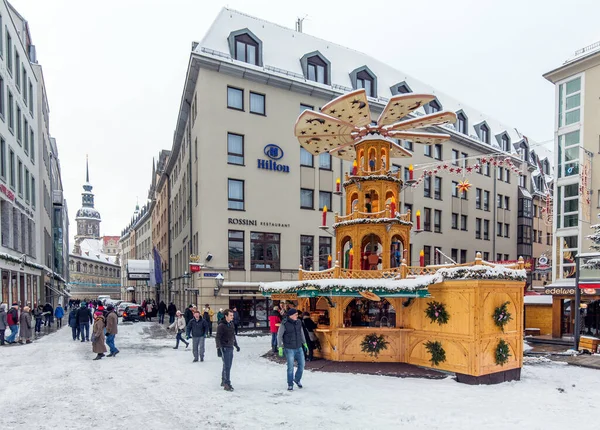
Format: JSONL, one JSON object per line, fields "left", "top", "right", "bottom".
{"left": 7, "top": 307, "right": 19, "bottom": 326}
{"left": 68, "top": 309, "right": 78, "bottom": 327}
{"left": 233, "top": 311, "right": 240, "bottom": 325}
{"left": 277, "top": 318, "right": 306, "bottom": 350}
{"left": 19, "top": 311, "right": 33, "bottom": 339}
{"left": 0, "top": 306, "right": 8, "bottom": 330}
{"left": 33, "top": 307, "right": 43, "bottom": 320}
{"left": 167, "top": 303, "right": 177, "bottom": 316}
{"left": 215, "top": 319, "right": 238, "bottom": 349}
{"left": 106, "top": 312, "right": 118, "bottom": 335}
{"left": 187, "top": 317, "right": 210, "bottom": 337}
{"left": 158, "top": 302, "right": 167, "bottom": 314}
{"left": 77, "top": 307, "right": 93, "bottom": 324}
{"left": 184, "top": 308, "right": 193, "bottom": 324}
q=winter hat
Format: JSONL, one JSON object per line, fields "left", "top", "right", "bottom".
{"left": 94, "top": 311, "right": 103, "bottom": 317}
{"left": 107, "top": 304, "right": 114, "bottom": 311}
{"left": 0, "top": 303, "right": 7, "bottom": 311}
{"left": 12, "top": 302, "right": 18, "bottom": 306}
{"left": 287, "top": 308, "right": 298, "bottom": 317}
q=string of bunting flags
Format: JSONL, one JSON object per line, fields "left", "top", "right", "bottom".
{"left": 410, "top": 156, "right": 523, "bottom": 188}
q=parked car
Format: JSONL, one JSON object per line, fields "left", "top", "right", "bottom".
{"left": 117, "top": 302, "right": 134, "bottom": 317}
{"left": 122, "top": 305, "right": 146, "bottom": 322}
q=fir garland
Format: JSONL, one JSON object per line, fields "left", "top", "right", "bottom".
{"left": 360, "top": 333, "right": 389, "bottom": 358}
{"left": 332, "top": 217, "right": 412, "bottom": 229}
{"left": 424, "top": 340, "right": 446, "bottom": 366}
{"left": 260, "top": 279, "right": 433, "bottom": 295}
{"left": 343, "top": 174, "right": 403, "bottom": 187}
{"left": 495, "top": 339, "right": 511, "bottom": 366}
{"left": 492, "top": 302, "right": 513, "bottom": 332}
{"left": 435, "top": 266, "right": 526, "bottom": 282}
{"left": 424, "top": 301, "right": 449, "bottom": 325}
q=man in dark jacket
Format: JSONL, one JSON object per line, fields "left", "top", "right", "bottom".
{"left": 167, "top": 302, "right": 177, "bottom": 324}
{"left": 184, "top": 305, "right": 194, "bottom": 339}
{"left": 76, "top": 303, "right": 93, "bottom": 342}
{"left": 215, "top": 309, "right": 240, "bottom": 392}
{"left": 187, "top": 310, "right": 210, "bottom": 362}
{"left": 157, "top": 301, "right": 167, "bottom": 324}
{"left": 277, "top": 309, "right": 308, "bottom": 391}
{"left": 43, "top": 302, "right": 53, "bottom": 327}
{"left": 232, "top": 306, "right": 241, "bottom": 335}
{"left": 68, "top": 308, "right": 80, "bottom": 340}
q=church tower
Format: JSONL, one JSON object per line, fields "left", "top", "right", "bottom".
{"left": 73, "top": 156, "right": 101, "bottom": 254}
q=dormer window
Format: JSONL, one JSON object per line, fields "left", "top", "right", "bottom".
{"left": 480, "top": 124, "right": 489, "bottom": 144}
{"left": 543, "top": 159, "right": 550, "bottom": 175}
{"left": 228, "top": 29, "right": 263, "bottom": 66}
{"left": 356, "top": 71, "right": 374, "bottom": 97}
{"left": 424, "top": 100, "right": 441, "bottom": 114}
{"left": 307, "top": 56, "right": 328, "bottom": 84}
{"left": 501, "top": 135, "right": 510, "bottom": 152}
{"left": 235, "top": 34, "right": 258, "bottom": 65}
{"left": 398, "top": 84, "right": 411, "bottom": 94}
{"left": 457, "top": 112, "right": 467, "bottom": 134}
{"left": 390, "top": 81, "right": 412, "bottom": 96}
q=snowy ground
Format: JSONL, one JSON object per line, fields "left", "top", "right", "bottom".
{"left": 1, "top": 323, "right": 598, "bottom": 429}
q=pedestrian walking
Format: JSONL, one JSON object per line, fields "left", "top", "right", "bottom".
{"left": 184, "top": 304, "right": 194, "bottom": 339}
{"left": 268, "top": 306, "right": 281, "bottom": 353}
{"left": 167, "top": 302, "right": 177, "bottom": 324}
{"left": 0, "top": 303, "right": 8, "bottom": 345}
{"left": 33, "top": 304, "right": 44, "bottom": 334}
{"left": 302, "top": 312, "right": 317, "bottom": 361}
{"left": 203, "top": 304, "right": 214, "bottom": 338}
{"left": 187, "top": 310, "right": 210, "bottom": 362}
{"left": 215, "top": 309, "right": 240, "bottom": 392}
{"left": 6, "top": 303, "right": 19, "bottom": 344}
{"left": 77, "top": 302, "right": 93, "bottom": 342}
{"left": 146, "top": 302, "right": 154, "bottom": 322}
{"left": 68, "top": 307, "right": 80, "bottom": 340}
{"left": 54, "top": 304, "right": 65, "bottom": 328}
{"left": 105, "top": 304, "right": 119, "bottom": 357}
{"left": 43, "top": 302, "right": 53, "bottom": 327}
{"left": 92, "top": 312, "right": 107, "bottom": 360}
{"left": 168, "top": 311, "right": 189, "bottom": 349}
{"left": 217, "top": 308, "right": 224, "bottom": 323}
{"left": 277, "top": 308, "right": 308, "bottom": 391}
{"left": 18, "top": 306, "right": 33, "bottom": 344}
{"left": 157, "top": 301, "right": 167, "bottom": 324}
{"left": 232, "top": 306, "right": 241, "bottom": 335}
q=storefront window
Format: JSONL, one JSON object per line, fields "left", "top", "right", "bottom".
{"left": 250, "top": 232, "right": 280, "bottom": 271}
{"left": 343, "top": 298, "right": 396, "bottom": 327}
{"left": 229, "top": 293, "right": 269, "bottom": 328}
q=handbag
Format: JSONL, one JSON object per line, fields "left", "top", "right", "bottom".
{"left": 91, "top": 333, "right": 96, "bottom": 342}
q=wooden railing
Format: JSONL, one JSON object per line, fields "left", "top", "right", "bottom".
{"left": 344, "top": 169, "right": 401, "bottom": 181}
{"left": 334, "top": 210, "right": 411, "bottom": 224}
{"left": 298, "top": 253, "right": 526, "bottom": 281}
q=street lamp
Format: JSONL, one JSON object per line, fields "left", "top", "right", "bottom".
{"left": 214, "top": 273, "right": 224, "bottom": 297}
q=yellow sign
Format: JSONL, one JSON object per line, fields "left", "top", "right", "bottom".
{"left": 189, "top": 254, "right": 201, "bottom": 263}
{"left": 271, "top": 293, "right": 298, "bottom": 300}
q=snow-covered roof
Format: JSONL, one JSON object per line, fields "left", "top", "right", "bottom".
{"left": 75, "top": 207, "right": 101, "bottom": 220}
{"left": 76, "top": 238, "right": 118, "bottom": 265}
{"left": 524, "top": 295, "right": 553, "bottom": 305}
{"left": 197, "top": 8, "right": 532, "bottom": 153}
{"left": 260, "top": 265, "right": 525, "bottom": 295}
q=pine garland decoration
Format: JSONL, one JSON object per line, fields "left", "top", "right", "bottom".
{"left": 495, "top": 339, "right": 511, "bottom": 366}
{"left": 360, "top": 333, "right": 389, "bottom": 358}
{"left": 492, "top": 302, "right": 513, "bottom": 332}
{"left": 425, "top": 301, "right": 449, "bottom": 325}
{"left": 424, "top": 340, "right": 446, "bottom": 366}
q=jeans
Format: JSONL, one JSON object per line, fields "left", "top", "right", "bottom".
{"left": 35, "top": 318, "right": 43, "bottom": 333}
{"left": 169, "top": 315, "right": 175, "bottom": 324}
{"left": 71, "top": 325, "right": 80, "bottom": 340}
{"left": 44, "top": 315, "right": 52, "bottom": 326}
{"left": 285, "top": 347, "right": 305, "bottom": 386}
{"left": 56, "top": 318, "right": 62, "bottom": 328}
{"left": 158, "top": 313, "right": 165, "bottom": 324}
{"left": 221, "top": 346, "right": 234, "bottom": 385}
{"left": 185, "top": 324, "right": 191, "bottom": 339}
{"left": 7, "top": 325, "right": 18, "bottom": 343}
{"left": 106, "top": 334, "right": 118, "bottom": 354}
{"left": 234, "top": 323, "right": 239, "bottom": 335}
{"left": 192, "top": 336, "right": 206, "bottom": 360}
{"left": 79, "top": 323, "right": 90, "bottom": 341}
{"left": 175, "top": 331, "right": 188, "bottom": 348}
{"left": 0, "top": 327, "right": 4, "bottom": 344}
{"left": 271, "top": 333, "right": 278, "bottom": 351}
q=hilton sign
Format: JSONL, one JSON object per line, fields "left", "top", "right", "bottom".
{"left": 257, "top": 144, "right": 290, "bottom": 173}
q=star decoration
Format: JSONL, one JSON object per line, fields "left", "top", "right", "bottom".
{"left": 456, "top": 180, "right": 472, "bottom": 194}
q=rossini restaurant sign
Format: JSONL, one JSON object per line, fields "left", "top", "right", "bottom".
{"left": 228, "top": 218, "right": 290, "bottom": 228}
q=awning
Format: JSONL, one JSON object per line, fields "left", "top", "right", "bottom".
{"left": 126, "top": 287, "right": 135, "bottom": 292}
{"left": 518, "top": 187, "right": 532, "bottom": 199}
{"left": 223, "top": 281, "right": 260, "bottom": 288}
{"left": 46, "top": 283, "right": 67, "bottom": 297}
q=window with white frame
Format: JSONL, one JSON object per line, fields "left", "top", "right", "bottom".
{"left": 557, "top": 183, "right": 578, "bottom": 228}
{"left": 319, "top": 153, "right": 331, "bottom": 170}
{"left": 558, "top": 77, "right": 581, "bottom": 128}
{"left": 557, "top": 235, "right": 577, "bottom": 279}
{"left": 558, "top": 129, "right": 579, "bottom": 178}
{"left": 300, "top": 147, "right": 313, "bottom": 167}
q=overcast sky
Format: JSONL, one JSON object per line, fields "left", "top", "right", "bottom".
{"left": 9, "top": 0, "right": 600, "bottom": 249}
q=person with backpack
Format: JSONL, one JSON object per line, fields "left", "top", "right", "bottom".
{"left": 6, "top": 303, "right": 19, "bottom": 344}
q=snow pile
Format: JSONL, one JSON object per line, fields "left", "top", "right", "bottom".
{"left": 523, "top": 342, "right": 533, "bottom": 352}
{"left": 432, "top": 265, "right": 526, "bottom": 282}
{"left": 260, "top": 275, "right": 436, "bottom": 294}
{"left": 523, "top": 356, "right": 554, "bottom": 365}
{"left": 559, "top": 349, "right": 580, "bottom": 356}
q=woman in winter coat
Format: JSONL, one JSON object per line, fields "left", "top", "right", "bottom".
{"left": 19, "top": 306, "right": 33, "bottom": 344}
{"left": 92, "top": 312, "right": 107, "bottom": 360}
{"left": 33, "top": 304, "right": 44, "bottom": 334}
{"left": 168, "top": 310, "right": 189, "bottom": 349}
{"left": 0, "top": 303, "right": 8, "bottom": 345}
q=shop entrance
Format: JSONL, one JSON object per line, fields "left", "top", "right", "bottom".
{"left": 228, "top": 291, "right": 270, "bottom": 329}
